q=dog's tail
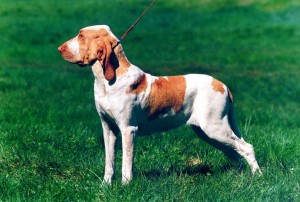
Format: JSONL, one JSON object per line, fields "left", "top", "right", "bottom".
{"left": 227, "top": 88, "right": 242, "bottom": 138}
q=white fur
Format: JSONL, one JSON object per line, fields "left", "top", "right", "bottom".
{"left": 68, "top": 39, "right": 80, "bottom": 55}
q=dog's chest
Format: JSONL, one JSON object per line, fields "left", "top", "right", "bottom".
{"left": 93, "top": 79, "right": 135, "bottom": 119}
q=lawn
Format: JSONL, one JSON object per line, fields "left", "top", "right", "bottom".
{"left": 0, "top": 0, "right": 299, "bottom": 201}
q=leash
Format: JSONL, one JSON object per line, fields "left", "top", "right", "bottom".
{"left": 120, "top": 0, "right": 157, "bottom": 40}
{"left": 119, "top": 0, "right": 157, "bottom": 41}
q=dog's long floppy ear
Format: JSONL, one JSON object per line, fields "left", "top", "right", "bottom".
{"left": 97, "top": 37, "right": 115, "bottom": 81}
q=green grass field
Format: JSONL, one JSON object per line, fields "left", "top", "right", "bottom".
{"left": 1, "top": 0, "right": 300, "bottom": 201}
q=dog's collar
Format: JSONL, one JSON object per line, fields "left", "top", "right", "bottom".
{"left": 112, "top": 40, "right": 121, "bottom": 49}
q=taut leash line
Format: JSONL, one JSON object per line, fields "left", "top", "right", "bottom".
{"left": 120, "top": 0, "right": 157, "bottom": 40}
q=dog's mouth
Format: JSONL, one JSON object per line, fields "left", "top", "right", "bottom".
{"left": 75, "top": 59, "right": 97, "bottom": 67}
{"left": 76, "top": 61, "right": 86, "bottom": 67}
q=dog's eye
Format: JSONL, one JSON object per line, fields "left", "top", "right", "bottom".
{"left": 78, "top": 34, "right": 84, "bottom": 39}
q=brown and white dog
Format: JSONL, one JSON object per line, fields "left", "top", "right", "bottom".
{"left": 58, "top": 25, "right": 261, "bottom": 185}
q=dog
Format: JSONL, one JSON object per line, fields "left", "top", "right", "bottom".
{"left": 58, "top": 25, "right": 261, "bottom": 185}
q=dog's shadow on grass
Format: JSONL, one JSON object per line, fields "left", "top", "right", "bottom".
{"left": 138, "top": 163, "right": 247, "bottom": 180}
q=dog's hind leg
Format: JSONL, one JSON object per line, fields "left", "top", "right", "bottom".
{"left": 192, "top": 125, "right": 241, "bottom": 162}
{"left": 227, "top": 101, "right": 262, "bottom": 174}
{"left": 191, "top": 100, "right": 261, "bottom": 174}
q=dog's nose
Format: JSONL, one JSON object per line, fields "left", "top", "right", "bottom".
{"left": 58, "top": 44, "right": 65, "bottom": 53}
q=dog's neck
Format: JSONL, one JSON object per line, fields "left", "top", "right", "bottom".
{"left": 92, "top": 43, "right": 131, "bottom": 82}
{"left": 113, "top": 43, "right": 131, "bottom": 69}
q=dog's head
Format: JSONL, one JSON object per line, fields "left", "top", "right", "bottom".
{"left": 58, "top": 25, "right": 119, "bottom": 81}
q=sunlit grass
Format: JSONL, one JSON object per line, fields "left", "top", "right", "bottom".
{"left": 0, "top": 0, "right": 299, "bottom": 201}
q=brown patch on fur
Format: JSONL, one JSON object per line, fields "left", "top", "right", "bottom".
{"left": 128, "top": 74, "right": 148, "bottom": 94}
{"left": 76, "top": 29, "right": 117, "bottom": 81}
{"left": 98, "top": 35, "right": 115, "bottom": 81}
{"left": 93, "top": 28, "right": 131, "bottom": 80}
{"left": 78, "top": 30, "right": 100, "bottom": 58}
{"left": 146, "top": 76, "right": 186, "bottom": 120}
{"left": 59, "top": 27, "right": 131, "bottom": 81}
{"left": 115, "top": 59, "right": 130, "bottom": 77}
{"left": 211, "top": 78, "right": 225, "bottom": 94}
{"left": 113, "top": 41, "right": 131, "bottom": 78}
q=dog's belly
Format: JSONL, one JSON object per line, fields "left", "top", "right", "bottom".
{"left": 136, "top": 111, "right": 189, "bottom": 135}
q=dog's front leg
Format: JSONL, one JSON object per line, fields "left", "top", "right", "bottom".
{"left": 101, "top": 120, "right": 117, "bottom": 185}
{"left": 121, "top": 126, "right": 137, "bottom": 185}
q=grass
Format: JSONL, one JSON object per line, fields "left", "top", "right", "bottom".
{"left": 1, "top": 0, "right": 300, "bottom": 201}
